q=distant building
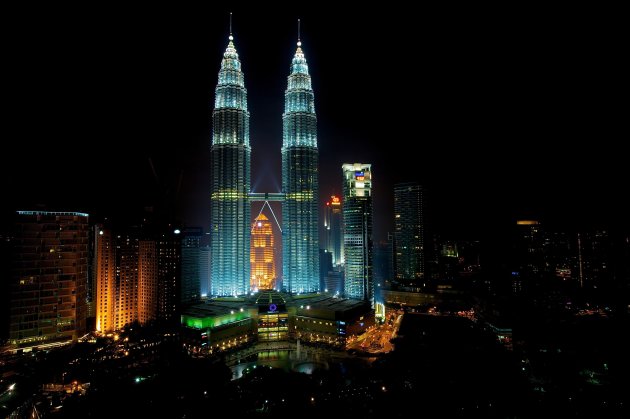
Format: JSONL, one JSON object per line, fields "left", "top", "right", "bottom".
{"left": 324, "top": 195, "right": 343, "bottom": 266}
{"left": 324, "top": 269, "right": 344, "bottom": 295}
{"left": 576, "top": 230, "right": 611, "bottom": 290}
{"left": 373, "top": 238, "right": 394, "bottom": 285}
{"left": 439, "top": 241, "right": 459, "bottom": 281}
{"left": 157, "top": 230, "right": 181, "bottom": 322}
{"left": 137, "top": 239, "right": 158, "bottom": 324}
{"left": 250, "top": 214, "right": 276, "bottom": 291}
{"left": 393, "top": 182, "right": 424, "bottom": 280}
{"left": 512, "top": 220, "right": 545, "bottom": 293}
{"left": 199, "top": 246, "right": 211, "bottom": 297}
{"left": 181, "top": 228, "right": 203, "bottom": 305}
{"left": 10, "top": 211, "right": 88, "bottom": 349}
{"left": 543, "top": 231, "right": 573, "bottom": 280}
{"left": 319, "top": 249, "right": 333, "bottom": 291}
{"left": 342, "top": 163, "right": 374, "bottom": 304}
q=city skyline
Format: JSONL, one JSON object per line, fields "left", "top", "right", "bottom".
{"left": 3, "top": 7, "right": 627, "bottom": 242}
{"left": 1, "top": 7, "right": 628, "bottom": 416}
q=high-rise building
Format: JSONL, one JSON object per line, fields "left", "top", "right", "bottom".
{"left": 157, "top": 230, "right": 180, "bottom": 322}
{"left": 114, "top": 233, "right": 139, "bottom": 329}
{"left": 86, "top": 226, "right": 98, "bottom": 325}
{"left": 181, "top": 228, "right": 202, "bottom": 305}
{"left": 342, "top": 164, "right": 374, "bottom": 303}
{"left": 512, "top": 220, "right": 545, "bottom": 293}
{"left": 282, "top": 36, "right": 319, "bottom": 294}
{"left": 0, "top": 231, "right": 12, "bottom": 341}
{"left": 250, "top": 214, "right": 276, "bottom": 290}
{"left": 576, "top": 230, "right": 612, "bottom": 291}
{"left": 199, "top": 246, "right": 211, "bottom": 297}
{"left": 319, "top": 248, "right": 333, "bottom": 291}
{"left": 96, "top": 227, "right": 158, "bottom": 333}
{"left": 95, "top": 228, "right": 115, "bottom": 333}
{"left": 210, "top": 32, "right": 251, "bottom": 297}
{"left": 137, "top": 239, "right": 158, "bottom": 324}
{"left": 324, "top": 270, "right": 344, "bottom": 295}
{"left": 373, "top": 238, "right": 394, "bottom": 286}
{"left": 10, "top": 211, "right": 88, "bottom": 349}
{"left": 393, "top": 182, "right": 424, "bottom": 280}
{"left": 324, "top": 195, "right": 343, "bottom": 266}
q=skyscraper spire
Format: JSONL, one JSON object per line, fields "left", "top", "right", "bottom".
{"left": 282, "top": 22, "right": 320, "bottom": 294}
{"left": 210, "top": 17, "right": 251, "bottom": 296}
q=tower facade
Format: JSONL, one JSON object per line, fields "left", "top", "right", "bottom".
{"left": 10, "top": 211, "right": 88, "bottom": 348}
{"left": 282, "top": 39, "right": 319, "bottom": 294}
{"left": 210, "top": 34, "right": 251, "bottom": 296}
{"left": 393, "top": 182, "right": 424, "bottom": 280}
{"left": 342, "top": 164, "right": 374, "bottom": 303}
{"left": 250, "top": 214, "right": 276, "bottom": 290}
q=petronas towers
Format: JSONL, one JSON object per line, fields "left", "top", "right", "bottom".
{"left": 210, "top": 34, "right": 251, "bottom": 296}
{"left": 210, "top": 26, "right": 319, "bottom": 296}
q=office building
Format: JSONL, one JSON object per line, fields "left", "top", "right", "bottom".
{"left": 181, "top": 228, "right": 203, "bottom": 305}
{"left": 324, "top": 195, "right": 343, "bottom": 266}
{"left": 393, "top": 182, "right": 424, "bottom": 280}
{"left": 342, "top": 163, "right": 374, "bottom": 303}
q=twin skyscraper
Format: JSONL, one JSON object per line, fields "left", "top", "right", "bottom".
{"left": 210, "top": 26, "right": 319, "bottom": 297}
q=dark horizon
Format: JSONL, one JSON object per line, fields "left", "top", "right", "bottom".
{"left": 3, "top": 5, "right": 626, "bottom": 240}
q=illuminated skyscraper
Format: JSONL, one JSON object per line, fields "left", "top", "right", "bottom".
{"left": 250, "top": 214, "right": 276, "bottom": 290}
{"left": 95, "top": 228, "right": 114, "bottom": 333}
{"left": 282, "top": 34, "right": 319, "bottom": 293}
{"left": 114, "top": 233, "right": 139, "bottom": 328}
{"left": 342, "top": 164, "right": 373, "bottom": 303}
{"left": 324, "top": 195, "right": 343, "bottom": 266}
{"left": 210, "top": 31, "right": 251, "bottom": 296}
{"left": 95, "top": 228, "right": 158, "bottom": 333}
{"left": 10, "top": 211, "right": 88, "bottom": 348}
{"left": 393, "top": 182, "right": 424, "bottom": 280}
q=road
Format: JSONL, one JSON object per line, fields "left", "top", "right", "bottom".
{"left": 346, "top": 310, "right": 403, "bottom": 354}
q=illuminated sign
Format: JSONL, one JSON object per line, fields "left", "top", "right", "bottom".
{"left": 269, "top": 304, "right": 277, "bottom": 312}
{"left": 331, "top": 195, "right": 340, "bottom": 205}
{"left": 355, "top": 171, "right": 364, "bottom": 180}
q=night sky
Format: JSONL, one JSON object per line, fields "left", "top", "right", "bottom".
{"left": 3, "top": 5, "right": 626, "bottom": 241}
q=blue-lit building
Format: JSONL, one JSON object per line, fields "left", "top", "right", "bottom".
{"left": 210, "top": 33, "right": 251, "bottom": 296}
{"left": 282, "top": 37, "right": 320, "bottom": 294}
{"left": 181, "top": 228, "right": 202, "bottom": 305}
{"left": 342, "top": 164, "right": 374, "bottom": 304}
